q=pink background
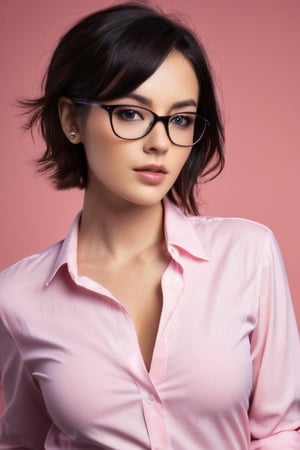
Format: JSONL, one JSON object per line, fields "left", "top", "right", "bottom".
{"left": 0, "top": 0, "right": 299, "bottom": 326}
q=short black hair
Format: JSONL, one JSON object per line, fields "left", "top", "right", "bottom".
{"left": 21, "top": 1, "right": 224, "bottom": 215}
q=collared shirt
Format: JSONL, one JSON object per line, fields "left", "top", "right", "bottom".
{"left": 0, "top": 198, "right": 300, "bottom": 449}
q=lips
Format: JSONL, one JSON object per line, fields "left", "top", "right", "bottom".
{"left": 134, "top": 164, "right": 167, "bottom": 174}
{"left": 133, "top": 164, "right": 167, "bottom": 184}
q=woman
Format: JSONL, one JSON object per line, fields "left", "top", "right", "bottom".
{"left": 0, "top": 2, "right": 299, "bottom": 449}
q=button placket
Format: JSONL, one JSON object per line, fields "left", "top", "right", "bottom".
{"left": 142, "top": 390, "right": 172, "bottom": 450}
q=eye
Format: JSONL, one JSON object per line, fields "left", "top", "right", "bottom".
{"left": 170, "top": 114, "right": 195, "bottom": 128}
{"left": 114, "top": 107, "right": 144, "bottom": 121}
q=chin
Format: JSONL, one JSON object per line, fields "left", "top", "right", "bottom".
{"left": 119, "top": 186, "right": 169, "bottom": 207}
{"left": 123, "top": 193, "right": 166, "bottom": 208}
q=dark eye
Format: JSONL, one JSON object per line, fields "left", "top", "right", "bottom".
{"left": 114, "top": 108, "right": 144, "bottom": 121}
{"left": 171, "top": 114, "right": 194, "bottom": 127}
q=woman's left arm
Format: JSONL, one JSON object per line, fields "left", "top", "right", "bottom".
{"left": 249, "top": 231, "right": 300, "bottom": 449}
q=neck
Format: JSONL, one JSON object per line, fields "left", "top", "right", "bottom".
{"left": 78, "top": 191, "right": 165, "bottom": 262}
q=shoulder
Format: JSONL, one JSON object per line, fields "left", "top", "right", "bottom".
{"left": 165, "top": 200, "right": 277, "bottom": 259}
{"left": 187, "top": 214, "right": 276, "bottom": 257}
{"left": 191, "top": 215, "right": 273, "bottom": 238}
{"left": 0, "top": 241, "right": 62, "bottom": 304}
{"left": 0, "top": 239, "right": 70, "bottom": 341}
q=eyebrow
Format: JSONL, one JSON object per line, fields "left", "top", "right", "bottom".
{"left": 124, "top": 93, "right": 198, "bottom": 109}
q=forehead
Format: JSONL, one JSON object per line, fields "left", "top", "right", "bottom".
{"left": 130, "top": 51, "right": 199, "bottom": 109}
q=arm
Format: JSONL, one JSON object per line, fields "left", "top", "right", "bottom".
{"left": 249, "top": 232, "right": 300, "bottom": 449}
{"left": 0, "top": 317, "right": 51, "bottom": 449}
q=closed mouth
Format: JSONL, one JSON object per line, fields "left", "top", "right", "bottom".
{"left": 134, "top": 165, "right": 167, "bottom": 174}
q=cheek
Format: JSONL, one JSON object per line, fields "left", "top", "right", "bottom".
{"left": 172, "top": 149, "right": 192, "bottom": 175}
{"left": 85, "top": 146, "right": 119, "bottom": 183}
{"left": 82, "top": 125, "right": 119, "bottom": 172}
{"left": 81, "top": 112, "right": 115, "bottom": 154}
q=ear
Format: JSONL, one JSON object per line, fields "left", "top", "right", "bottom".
{"left": 58, "top": 97, "right": 81, "bottom": 144}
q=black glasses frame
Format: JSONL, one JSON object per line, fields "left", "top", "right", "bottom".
{"left": 72, "top": 99, "right": 209, "bottom": 147}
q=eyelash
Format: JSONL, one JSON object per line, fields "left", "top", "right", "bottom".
{"left": 114, "top": 108, "right": 195, "bottom": 127}
{"left": 115, "top": 109, "right": 143, "bottom": 121}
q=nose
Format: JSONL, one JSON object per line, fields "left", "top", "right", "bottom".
{"left": 142, "top": 120, "right": 170, "bottom": 154}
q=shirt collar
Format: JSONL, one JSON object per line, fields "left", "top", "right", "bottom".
{"left": 45, "top": 212, "right": 81, "bottom": 286}
{"left": 46, "top": 199, "right": 209, "bottom": 285}
{"left": 163, "top": 197, "right": 209, "bottom": 262}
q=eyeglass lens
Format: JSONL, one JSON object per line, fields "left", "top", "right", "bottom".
{"left": 110, "top": 106, "right": 206, "bottom": 146}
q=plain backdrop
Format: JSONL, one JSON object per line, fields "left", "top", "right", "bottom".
{"left": 0, "top": 0, "right": 299, "bottom": 326}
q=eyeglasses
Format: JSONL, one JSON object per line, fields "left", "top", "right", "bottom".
{"left": 72, "top": 99, "right": 209, "bottom": 147}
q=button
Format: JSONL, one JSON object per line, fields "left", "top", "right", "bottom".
{"left": 146, "top": 393, "right": 154, "bottom": 404}
{"left": 169, "top": 246, "right": 176, "bottom": 256}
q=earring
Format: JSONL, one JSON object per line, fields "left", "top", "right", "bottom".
{"left": 69, "top": 131, "right": 77, "bottom": 140}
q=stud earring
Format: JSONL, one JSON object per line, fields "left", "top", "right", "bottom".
{"left": 69, "top": 131, "right": 77, "bottom": 140}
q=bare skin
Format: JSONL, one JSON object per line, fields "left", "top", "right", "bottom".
{"left": 78, "top": 199, "right": 169, "bottom": 371}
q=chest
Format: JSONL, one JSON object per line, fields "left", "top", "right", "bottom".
{"left": 16, "top": 255, "right": 257, "bottom": 443}
{"left": 40, "top": 261, "right": 252, "bottom": 370}
{"left": 78, "top": 252, "right": 169, "bottom": 371}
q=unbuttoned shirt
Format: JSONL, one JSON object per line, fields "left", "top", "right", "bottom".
{"left": 0, "top": 198, "right": 300, "bottom": 449}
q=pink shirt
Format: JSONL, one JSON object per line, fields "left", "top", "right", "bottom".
{"left": 0, "top": 199, "right": 300, "bottom": 449}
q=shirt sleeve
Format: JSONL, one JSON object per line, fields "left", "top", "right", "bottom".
{"left": 0, "top": 316, "right": 51, "bottom": 449}
{"left": 249, "top": 231, "right": 300, "bottom": 449}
